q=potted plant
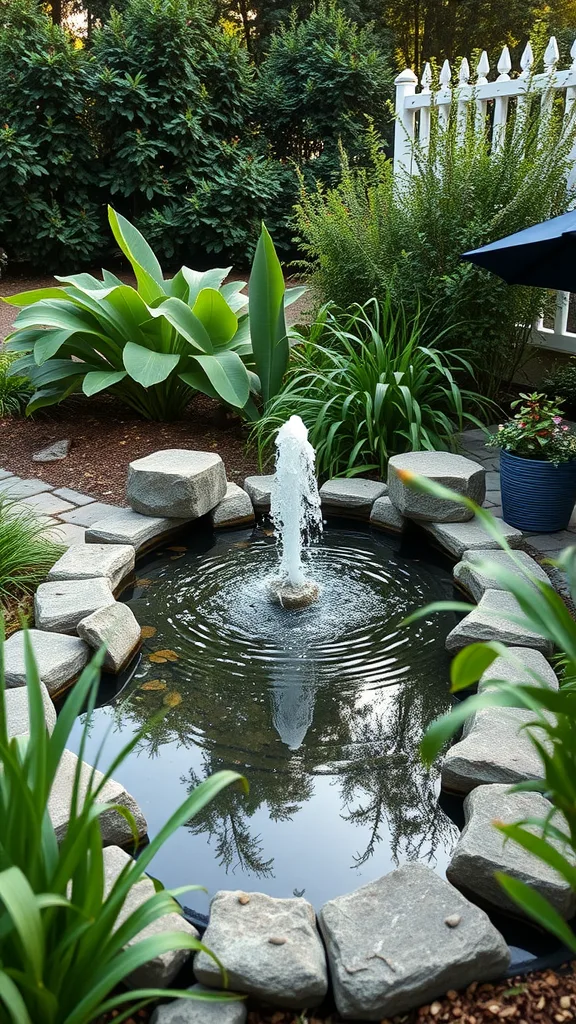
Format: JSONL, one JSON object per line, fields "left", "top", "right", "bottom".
{"left": 486, "top": 392, "right": 576, "bottom": 532}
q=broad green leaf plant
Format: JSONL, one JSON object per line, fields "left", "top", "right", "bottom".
{"left": 401, "top": 471, "right": 576, "bottom": 951}
{"left": 0, "top": 627, "right": 247, "bottom": 1024}
{"left": 3, "top": 209, "right": 304, "bottom": 421}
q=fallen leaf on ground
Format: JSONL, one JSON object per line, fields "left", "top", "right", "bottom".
{"left": 163, "top": 691, "right": 182, "bottom": 707}
{"left": 148, "top": 654, "right": 167, "bottom": 664}
{"left": 153, "top": 649, "right": 179, "bottom": 661}
{"left": 140, "top": 625, "right": 156, "bottom": 639}
{"left": 140, "top": 679, "right": 167, "bottom": 691}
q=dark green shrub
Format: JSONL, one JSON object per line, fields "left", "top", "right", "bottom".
{"left": 542, "top": 357, "right": 576, "bottom": 419}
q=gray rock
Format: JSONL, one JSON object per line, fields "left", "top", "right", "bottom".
{"left": 319, "top": 863, "right": 509, "bottom": 1021}
{"left": 127, "top": 449, "right": 226, "bottom": 519}
{"left": 387, "top": 452, "right": 485, "bottom": 522}
{"left": 87, "top": 509, "right": 191, "bottom": 554}
{"left": 6, "top": 682, "right": 56, "bottom": 739}
{"left": 150, "top": 986, "right": 247, "bottom": 1024}
{"left": 243, "top": 475, "right": 275, "bottom": 509}
{"left": 59, "top": 502, "right": 121, "bottom": 527}
{"left": 47, "top": 543, "right": 135, "bottom": 591}
{"left": 0, "top": 476, "right": 54, "bottom": 498}
{"left": 20, "top": 491, "right": 75, "bottom": 516}
{"left": 454, "top": 550, "right": 550, "bottom": 602}
{"left": 442, "top": 707, "right": 547, "bottom": 793}
{"left": 103, "top": 846, "right": 198, "bottom": 988}
{"left": 0, "top": 469, "right": 15, "bottom": 479}
{"left": 194, "top": 890, "right": 328, "bottom": 1009}
{"left": 421, "top": 517, "right": 523, "bottom": 559}
{"left": 4, "top": 629, "right": 91, "bottom": 697}
{"left": 32, "top": 439, "right": 71, "bottom": 462}
{"left": 34, "top": 578, "right": 115, "bottom": 634}
{"left": 445, "top": 590, "right": 553, "bottom": 655}
{"left": 52, "top": 487, "right": 96, "bottom": 506}
{"left": 77, "top": 602, "right": 141, "bottom": 673}
{"left": 211, "top": 483, "right": 254, "bottom": 529}
{"left": 41, "top": 522, "right": 87, "bottom": 548}
{"left": 319, "top": 478, "right": 387, "bottom": 518}
{"left": 447, "top": 784, "right": 576, "bottom": 919}
{"left": 370, "top": 495, "right": 406, "bottom": 533}
{"left": 478, "top": 647, "right": 558, "bottom": 698}
{"left": 49, "top": 749, "right": 147, "bottom": 844}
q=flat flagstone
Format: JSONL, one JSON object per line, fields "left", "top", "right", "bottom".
{"left": 447, "top": 784, "right": 576, "bottom": 919}
{"left": 34, "top": 578, "right": 114, "bottom": 634}
{"left": 478, "top": 646, "right": 558, "bottom": 698}
{"left": 41, "top": 521, "right": 86, "bottom": 547}
{"left": 387, "top": 452, "right": 485, "bottom": 522}
{"left": 127, "top": 449, "right": 226, "bottom": 518}
{"left": 52, "top": 487, "right": 96, "bottom": 506}
{"left": 77, "top": 602, "right": 141, "bottom": 673}
{"left": 370, "top": 495, "right": 406, "bottom": 533}
{"left": 211, "top": 482, "right": 255, "bottom": 528}
{"left": 4, "top": 629, "right": 91, "bottom": 696}
{"left": 0, "top": 476, "right": 54, "bottom": 498}
{"left": 442, "top": 706, "right": 547, "bottom": 794}
{"left": 59, "top": 501, "right": 121, "bottom": 527}
{"left": 49, "top": 749, "right": 147, "bottom": 844}
{"left": 150, "top": 986, "right": 247, "bottom": 1024}
{"left": 6, "top": 682, "right": 56, "bottom": 739}
{"left": 445, "top": 590, "right": 553, "bottom": 655}
{"left": 20, "top": 491, "right": 75, "bottom": 516}
{"left": 86, "top": 508, "right": 192, "bottom": 554}
{"left": 243, "top": 475, "right": 275, "bottom": 509}
{"left": 421, "top": 517, "right": 522, "bottom": 559}
{"left": 47, "top": 543, "right": 135, "bottom": 591}
{"left": 0, "top": 469, "right": 15, "bottom": 480}
{"left": 453, "top": 549, "right": 549, "bottom": 602}
{"left": 319, "top": 478, "right": 387, "bottom": 518}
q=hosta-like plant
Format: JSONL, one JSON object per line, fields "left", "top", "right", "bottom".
{"left": 4, "top": 208, "right": 303, "bottom": 421}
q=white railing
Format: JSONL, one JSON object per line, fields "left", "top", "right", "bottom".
{"left": 393, "top": 37, "right": 576, "bottom": 354}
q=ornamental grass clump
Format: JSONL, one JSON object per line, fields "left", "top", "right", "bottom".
{"left": 0, "top": 353, "right": 33, "bottom": 418}
{"left": 0, "top": 498, "right": 62, "bottom": 606}
{"left": 487, "top": 393, "right": 576, "bottom": 466}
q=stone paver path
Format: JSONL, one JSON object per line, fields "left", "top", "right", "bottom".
{"left": 0, "top": 471, "right": 120, "bottom": 547}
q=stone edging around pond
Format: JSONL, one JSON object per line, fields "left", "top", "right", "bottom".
{"left": 1, "top": 448, "right": 570, "bottom": 1022}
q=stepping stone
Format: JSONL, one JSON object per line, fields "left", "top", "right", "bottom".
{"left": 34, "top": 578, "right": 114, "bottom": 634}
{"left": 318, "top": 863, "right": 509, "bottom": 1021}
{"left": 243, "top": 475, "right": 274, "bottom": 509}
{"left": 387, "top": 452, "right": 485, "bottom": 522}
{"left": 151, "top": 986, "right": 247, "bottom": 1024}
{"left": 370, "top": 495, "right": 406, "bottom": 533}
{"left": 77, "top": 602, "right": 141, "bottom": 673}
{"left": 422, "top": 517, "right": 522, "bottom": 559}
{"left": 319, "top": 478, "right": 387, "bottom": 518}
{"left": 6, "top": 682, "right": 56, "bottom": 739}
{"left": 127, "top": 449, "right": 226, "bottom": 518}
{"left": 478, "top": 647, "right": 558, "bottom": 698}
{"left": 52, "top": 487, "right": 96, "bottom": 506}
{"left": 103, "top": 845, "right": 198, "bottom": 988}
{"left": 0, "top": 468, "right": 15, "bottom": 480}
{"left": 454, "top": 549, "right": 550, "bottom": 602}
{"left": 447, "top": 784, "right": 576, "bottom": 919}
{"left": 0, "top": 477, "right": 54, "bottom": 498}
{"left": 86, "top": 509, "right": 192, "bottom": 554}
{"left": 32, "top": 439, "right": 71, "bottom": 462}
{"left": 211, "top": 482, "right": 254, "bottom": 529}
{"left": 59, "top": 502, "right": 121, "bottom": 527}
{"left": 41, "top": 522, "right": 86, "bottom": 548}
{"left": 49, "top": 749, "right": 147, "bottom": 844}
{"left": 47, "top": 543, "right": 135, "bottom": 591}
{"left": 445, "top": 590, "right": 553, "bottom": 655}
{"left": 194, "top": 891, "right": 328, "bottom": 1009}
{"left": 442, "top": 706, "right": 547, "bottom": 793}
{"left": 20, "top": 491, "right": 75, "bottom": 516}
{"left": 4, "top": 629, "right": 91, "bottom": 697}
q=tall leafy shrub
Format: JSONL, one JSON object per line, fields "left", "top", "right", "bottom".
{"left": 296, "top": 103, "right": 576, "bottom": 397}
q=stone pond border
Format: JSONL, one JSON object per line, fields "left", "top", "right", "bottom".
{"left": 0, "top": 446, "right": 571, "bottom": 1020}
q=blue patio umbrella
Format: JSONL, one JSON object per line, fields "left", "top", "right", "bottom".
{"left": 462, "top": 209, "right": 576, "bottom": 291}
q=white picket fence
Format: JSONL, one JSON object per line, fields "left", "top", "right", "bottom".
{"left": 393, "top": 37, "right": 576, "bottom": 354}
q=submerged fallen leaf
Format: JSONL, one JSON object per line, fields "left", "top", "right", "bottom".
{"left": 163, "top": 691, "right": 182, "bottom": 707}
{"left": 167, "top": 545, "right": 187, "bottom": 552}
{"left": 148, "top": 654, "right": 167, "bottom": 664}
{"left": 153, "top": 649, "right": 179, "bottom": 662}
{"left": 170, "top": 554, "right": 184, "bottom": 561}
{"left": 136, "top": 578, "right": 152, "bottom": 587}
{"left": 140, "top": 625, "right": 157, "bottom": 639}
{"left": 140, "top": 679, "right": 167, "bottom": 691}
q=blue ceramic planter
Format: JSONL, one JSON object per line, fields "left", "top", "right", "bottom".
{"left": 500, "top": 449, "right": 576, "bottom": 532}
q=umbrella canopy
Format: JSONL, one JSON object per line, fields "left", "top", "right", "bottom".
{"left": 462, "top": 209, "right": 576, "bottom": 291}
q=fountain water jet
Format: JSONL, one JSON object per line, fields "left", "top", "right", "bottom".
{"left": 269, "top": 415, "right": 323, "bottom": 609}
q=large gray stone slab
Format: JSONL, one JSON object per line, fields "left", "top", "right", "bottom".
{"left": 103, "top": 845, "right": 198, "bottom": 988}
{"left": 41, "top": 522, "right": 86, "bottom": 548}
{"left": 32, "top": 439, "right": 71, "bottom": 462}
{"left": 370, "top": 495, "right": 406, "bottom": 533}
{"left": 127, "top": 449, "right": 226, "bottom": 518}
{"left": 0, "top": 476, "right": 53, "bottom": 498}
{"left": 442, "top": 706, "right": 547, "bottom": 794}
{"left": 454, "top": 549, "right": 550, "bottom": 602}
{"left": 447, "top": 784, "right": 576, "bottom": 919}
{"left": 6, "top": 682, "right": 56, "bottom": 739}
{"left": 4, "top": 629, "right": 90, "bottom": 696}
{"left": 318, "top": 863, "right": 509, "bottom": 1021}
{"left": 49, "top": 749, "right": 147, "bottom": 844}
{"left": 319, "top": 478, "right": 387, "bottom": 518}
{"left": 86, "top": 509, "right": 191, "bottom": 554}
{"left": 422, "top": 517, "right": 523, "bottom": 559}
{"left": 47, "top": 543, "right": 135, "bottom": 591}
{"left": 0, "top": 469, "right": 15, "bottom": 480}
{"left": 478, "top": 647, "right": 558, "bottom": 698}
{"left": 388, "top": 452, "right": 485, "bottom": 522}
{"left": 59, "top": 502, "right": 121, "bottom": 527}
{"left": 34, "top": 578, "right": 114, "bottom": 634}
{"left": 77, "top": 602, "right": 141, "bottom": 673}
{"left": 243, "top": 475, "right": 274, "bottom": 509}
{"left": 211, "top": 483, "right": 254, "bottom": 529}
{"left": 150, "top": 986, "right": 246, "bottom": 1024}
{"left": 52, "top": 487, "right": 95, "bottom": 506}
{"left": 194, "top": 891, "right": 328, "bottom": 1009}
{"left": 445, "top": 590, "right": 553, "bottom": 655}
{"left": 21, "top": 491, "right": 75, "bottom": 516}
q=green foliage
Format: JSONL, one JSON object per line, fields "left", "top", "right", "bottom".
{"left": 0, "top": 353, "right": 33, "bottom": 417}
{"left": 295, "top": 100, "right": 575, "bottom": 398}
{"left": 0, "top": 499, "right": 63, "bottom": 606}
{"left": 252, "top": 296, "right": 490, "bottom": 478}
{"left": 487, "top": 392, "right": 576, "bottom": 465}
{"left": 0, "top": 626, "right": 246, "bottom": 1022}
{"left": 4, "top": 210, "right": 302, "bottom": 420}
{"left": 542, "top": 357, "right": 576, "bottom": 419}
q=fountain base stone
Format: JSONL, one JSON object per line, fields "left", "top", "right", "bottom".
{"left": 269, "top": 579, "right": 320, "bottom": 610}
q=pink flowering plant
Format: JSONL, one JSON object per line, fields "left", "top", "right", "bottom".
{"left": 487, "top": 392, "right": 576, "bottom": 466}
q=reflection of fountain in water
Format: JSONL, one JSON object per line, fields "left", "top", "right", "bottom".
{"left": 269, "top": 657, "right": 319, "bottom": 751}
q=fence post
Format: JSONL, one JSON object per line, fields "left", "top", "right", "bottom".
{"left": 393, "top": 69, "right": 418, "bottom": 175}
